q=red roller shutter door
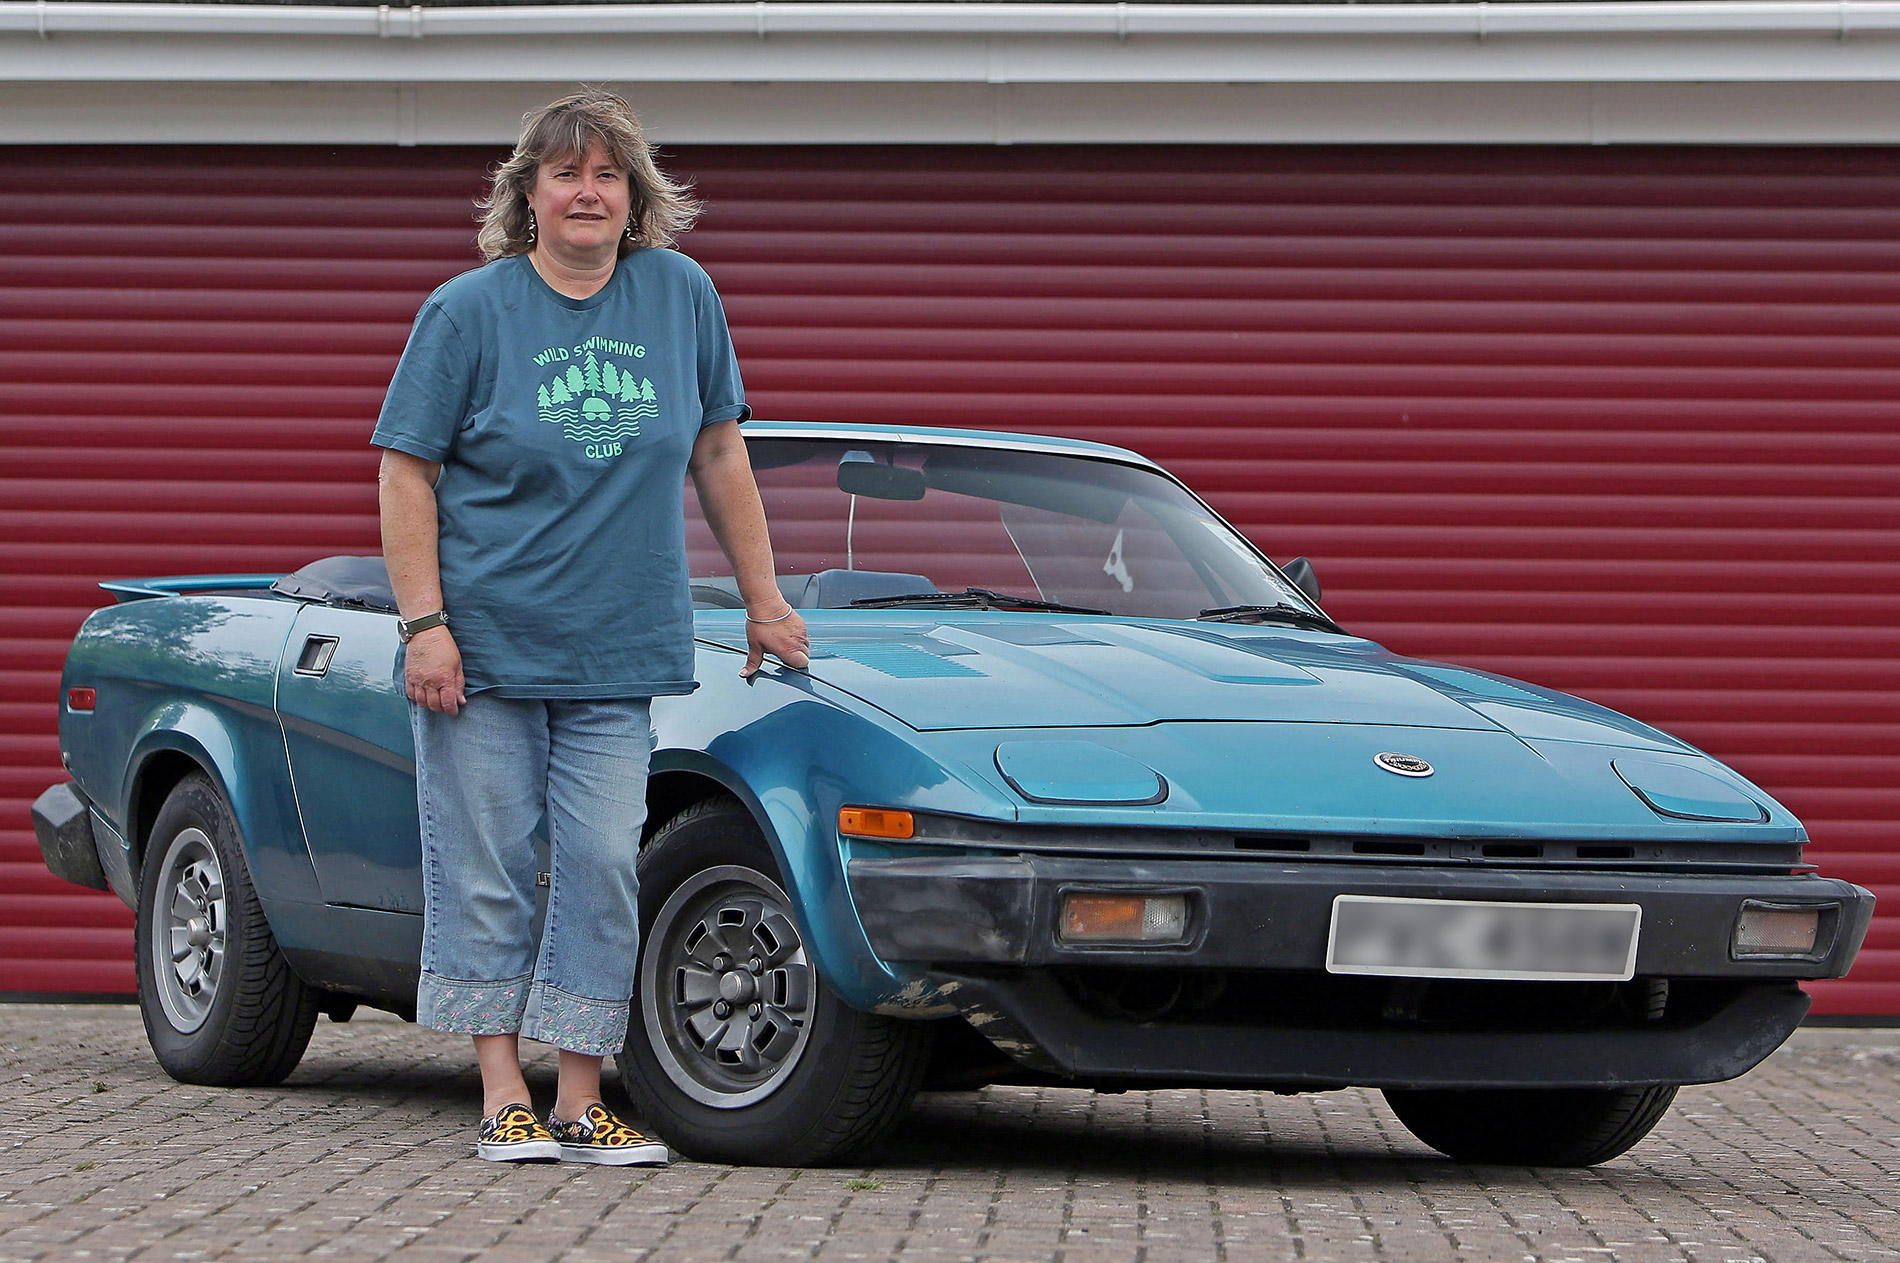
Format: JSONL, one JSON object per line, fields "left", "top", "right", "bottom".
{"left": 1, "top": 143, "right": 1893, "bottom": 1013}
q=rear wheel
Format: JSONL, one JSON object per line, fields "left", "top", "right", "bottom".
{"left": 1383, "top": 1084, "right": 1679, "bottom": 1166}
{"left": 135, "top": 773, "right": 319, "bottom": 1086}
{"left": 618, "top": 798, "right": 930, "bottom": 1165}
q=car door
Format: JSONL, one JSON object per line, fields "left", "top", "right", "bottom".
{"left": 275, "top": 603, "right": 424, "bottom": 912}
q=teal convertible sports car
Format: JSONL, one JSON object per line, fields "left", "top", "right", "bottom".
{"left": 34, "top": 422, "right": 1873, "bottom": 1167}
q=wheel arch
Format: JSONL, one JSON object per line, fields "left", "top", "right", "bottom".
{"left": 644, "top": 748, "right": 938, "bottom": 1014}
{"left": 644, "top": 759, "right": 755, "bottom": 848}
{"left": 122, "top": 728, "right": 237, "bottom": 899}
{"left": 128, "top": 746, "right": 215, "bottom": 886}
{"left": 120, "top": 704, "right": 320, "bottom": 907}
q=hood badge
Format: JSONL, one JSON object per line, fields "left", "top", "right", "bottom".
{"left": 1375, "top": 752, "right": 1434, "bottom": 778}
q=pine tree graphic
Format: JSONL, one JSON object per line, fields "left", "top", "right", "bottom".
{"left": 539, "top": 353, "right": 656, "bottom": 445}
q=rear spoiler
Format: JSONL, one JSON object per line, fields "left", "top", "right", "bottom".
{"left": 99, "top": 575, "right": 282, "bottom": 604}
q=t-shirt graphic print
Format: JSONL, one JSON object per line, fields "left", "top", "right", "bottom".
{"left": 535, "top": 344, "right": 659, "bottom": 458}
{"left": 372, "top": 250, "right": 749, "bottom": 698}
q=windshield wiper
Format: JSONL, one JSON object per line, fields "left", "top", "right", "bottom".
{"left": 850, "top": 588, "right": 1110, "bottom": 616}
{"left": 1197, "top": 603, "right": 1343, "bottom": 633}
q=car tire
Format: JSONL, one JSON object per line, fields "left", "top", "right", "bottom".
{"left": 618, "top": 797, "right": 931, "bottom": 1166}
{"left": 1383, "top": 1083, "right": 1679, "bottom": 1166}
{"left": 135, "top": 772, "right": 320, "bottom": 1086}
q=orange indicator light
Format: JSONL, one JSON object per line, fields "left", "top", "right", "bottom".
{"left": 1064, "top": 894, "right": 1146, "bottom": 939}
{"left": 1060, "top": 893, "right": 1189, "bottom": 944}
{"left": 838, "top": 807, "right": 914, "bottom": 840}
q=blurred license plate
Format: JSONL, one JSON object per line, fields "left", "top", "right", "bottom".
{"left": 1326, "top": 896, "right": 1641, "bottom": 981}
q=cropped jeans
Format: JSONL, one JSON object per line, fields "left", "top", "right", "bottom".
{"left": 409, "top": 694, "right": 652, "bottom": 1057}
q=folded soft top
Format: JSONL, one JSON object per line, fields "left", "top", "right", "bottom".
{"left": 270, "top": 555, "right": 398, "bottom": 613}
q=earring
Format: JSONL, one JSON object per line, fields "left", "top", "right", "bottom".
{"left": 625, "top": 216, "right": 637, "bottom": 241}
{"left": 526, "top": 213, "right": 536, "bottom": 243}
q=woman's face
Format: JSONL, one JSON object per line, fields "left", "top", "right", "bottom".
{"left": 526, "top": 140, "right": 632, "bottom": 260}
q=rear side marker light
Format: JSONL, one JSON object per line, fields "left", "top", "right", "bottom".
{"left": 1733, "top": 901, "right": 1823, "bottom": 957}
{"left": 66, "top": 688, "right": 95, "bottom": 712}
{"left": 1060, "top": 893, "right": 1189, "bottom": 945}
{"left": 838, "top": 807, "right": 914, "bottom": 840}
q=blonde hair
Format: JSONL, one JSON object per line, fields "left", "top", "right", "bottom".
{"left": 475, "top": 87, "right": 700, "bottom": 261}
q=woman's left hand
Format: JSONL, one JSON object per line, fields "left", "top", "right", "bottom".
{"left": 742, "top": 606, "right": 810, "bottom": 678}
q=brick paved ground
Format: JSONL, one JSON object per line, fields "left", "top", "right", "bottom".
{"left": 0, "top": 1005, "right": 1894, "bottom": 1262}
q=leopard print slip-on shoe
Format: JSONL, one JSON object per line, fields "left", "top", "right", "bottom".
{"left": 477, "top": 1103, "right": 562, "bottom": 1163}
{"left": 547, "top": 1103, "right": 670, "bottom": 1166}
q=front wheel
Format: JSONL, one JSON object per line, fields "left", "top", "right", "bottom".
{"left": 1383, "top": 1084, "right": 1679, "bottom": 1166}
{"left": 134, "top": 772, "right": 319, "bottom": 1086}
{"left": 618, "top": 798, "right": 930, "bottom": 1165}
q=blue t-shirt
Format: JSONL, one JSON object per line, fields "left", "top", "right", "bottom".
{"left": 371, "top": 250, "right": 748, "bottom": 698}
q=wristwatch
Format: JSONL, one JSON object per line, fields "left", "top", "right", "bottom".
{"left": 397, "top": 610, "right": 449, "bottom": 643}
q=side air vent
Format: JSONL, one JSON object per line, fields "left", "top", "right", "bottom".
{"left": 1482, "top": 843, "right": 1542, "bottom": 859}
{"left": 1353, "top": 840, "right": 1426, "bottom": 857}
{"left": 1576, "top": 845, "right": 1636, "bottom": 860}
{"left": 1235, "top": 835, "right": 1312, "bottom": 853}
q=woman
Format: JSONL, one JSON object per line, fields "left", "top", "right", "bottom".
{"left": 373, "top": 88, "right": 809, "bottom": 1164}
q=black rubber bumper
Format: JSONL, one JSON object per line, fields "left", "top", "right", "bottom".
{"left": 847, "top": 854, "right": 1874, "bottom": 979}
{"left": 31, "top": 781, "right": 108, "bottom": 892}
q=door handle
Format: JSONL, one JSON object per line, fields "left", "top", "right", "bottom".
{"left": 294, "top": 636, "right": 339, "bottom": 677}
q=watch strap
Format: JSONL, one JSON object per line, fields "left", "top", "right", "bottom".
{"left": 398, "top": 610, "right": 449, "bottom": 642}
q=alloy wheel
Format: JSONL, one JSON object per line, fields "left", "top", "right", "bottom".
{"left": 640, "top": 865, "right": 816, "bottom": 1108}
{"left": 149, "top": 827, "right": 227, "bottom": 1033}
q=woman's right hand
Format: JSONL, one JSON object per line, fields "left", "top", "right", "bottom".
{"left": 405, "top": 626, "right": 467, "bottom": 716}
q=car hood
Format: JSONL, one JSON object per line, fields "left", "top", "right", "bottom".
{"left": 698, "top": 612, "right": 1690, "bottom": 752}
{"left": 918, "top": 720, "right": 1795, "bottom": 838}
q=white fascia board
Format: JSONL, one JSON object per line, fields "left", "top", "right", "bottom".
{"left": 16, "top": 78, "right": 1900, "bottom": 144}
{"left": 11, "top": 3, "right": 1900, "bottom": 40}
{"left": 7, "top": 3, "right": 1900, "bottom": 84}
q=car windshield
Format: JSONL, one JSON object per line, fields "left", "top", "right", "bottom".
{"left": 684, "top": 437, "right": 1316, "bottom": 621}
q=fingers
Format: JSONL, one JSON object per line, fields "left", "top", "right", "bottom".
{"left": 408, "top": 667, "right": 466, "bottom": 715}
{"left": 405, "top": 631, "right": 466, "bottom": 713}
{"left": 740, "top": 643, "right": 765, "bottom": 679}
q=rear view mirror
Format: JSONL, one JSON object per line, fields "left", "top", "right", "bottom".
{"left": 1281, "top": 556, "right": 1322, "bottom": 604}
{"left": 838, "top": 452, "right": 926, "bottom": 501}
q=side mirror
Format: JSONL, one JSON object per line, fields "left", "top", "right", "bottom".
{"left": 1281, "top": 556, "right": 1322, "bottom": 605}
{"left": 837, "top": 452, "right": 926, "bottom": 501}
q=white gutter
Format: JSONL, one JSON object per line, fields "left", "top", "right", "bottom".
{"left": 8, "top": 2, "right": 1900, "bottom": 143}
{"left": 8, "top": 1, "right": 1900, "bottom": 41}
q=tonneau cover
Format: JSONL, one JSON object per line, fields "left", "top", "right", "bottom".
{"left": 269, "top": 555, "right": 398, "bottom": 613}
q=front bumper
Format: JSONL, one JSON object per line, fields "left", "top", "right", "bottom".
{"left": 849, "top": 854, "right": 1872, "bottom": 978}
{"left": 847, "top": 853, "right": 1874, "bottom": 1089}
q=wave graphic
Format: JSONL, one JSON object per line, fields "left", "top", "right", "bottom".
{"left": 564, "top": 422, "right": 644, "bottom": 442}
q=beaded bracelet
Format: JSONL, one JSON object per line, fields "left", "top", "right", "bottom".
{"left": 746, "top": 607, "right": 797, "bottom": 624}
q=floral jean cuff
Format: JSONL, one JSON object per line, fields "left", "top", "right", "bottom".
{"left": 417, "top": 971, "right": 532, "bottom": 1036}
{"left": 519, "top": 980, "right": 629, "bottom": 1057}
